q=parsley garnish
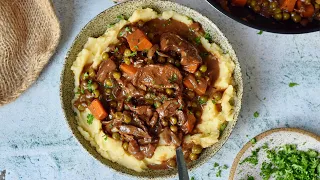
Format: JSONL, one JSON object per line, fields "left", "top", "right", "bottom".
{"left": 254, "top": 111, "right": 259, "bottom": 118}
{"left": 103, "top": 135, "right": 108, "bottom": 141}
{"left": 81, "top": 88, "right": 85, "bottom": 94}
{"left": 195, "top": 37, "right": 201, "bottom": 45}
{"left": 220, "top": 122, "right": 227, "bottom": 131}
{"left": 247, "top": 175, "right": 255, "bottom": 180}
{"left": 168, "top": 73, "right": 178, "bottom": 83}
{"left": 84, "top": 72, "right": 89, "bottom": 78}
{"left": 257, "top": 30, "right": 263, "bottom": 35}
{"left": 125, "top": 26, "right": 132, "bottom": 32}
{"left": 240, "top": 148, "right": 260, "bottom": 165}
{"left": 117, "top": 14, "right": 125, "bottom": 21}
{"left": 87, "top": 114, "right": 94, "bottom": 124}
{"left": 216, "top": 169, "right": 222, "bottom": 177}
{"left": 250, "top": 138, "right": 257, "bottom": 144}
{"left": 190, "top": 177, "right": 195, "bottom": 180}
{"left": 212, "top": 100, "right": 216, "bottom": 104}
{"left": 134, "top": 45, "right": 139, "bottom": 50}
{"left": 114, "top": 47, "right": 119, "bottom": 53}
{"left": 214, "top": 162, "right": 219, "bottom": 167}
{"left": 128, "top": 51, "right": 137, "bottom": 57}
{"left": 289, "top": 82, "right": 299, "bottom": 87}
{"left": 204, "top": 32, "right": 212, "bottom": 42}
{"left": 262, "top": 143, "right": 268, "bottom": 149}
{"left": 223, "top": 165, "right": 228, "bottom": 169}
{"left": 106, "top": 23, "right": 115, "bottom": 28}
{"left": 87, "top": 80, "right": 93, "bottom": 92}
{"left": 187, "top": 16, "right": 194, "bottom": 21}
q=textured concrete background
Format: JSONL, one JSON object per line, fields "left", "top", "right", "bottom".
{"left": 0, "top": 0, "right": 319, "bottom": 179}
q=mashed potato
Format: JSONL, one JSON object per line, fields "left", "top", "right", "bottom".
{"left": 71, "top": 8, "right": 235, "bottom": 172}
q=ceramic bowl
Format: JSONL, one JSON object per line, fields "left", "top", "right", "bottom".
{"left": 60, "top": 0, "right": 243, "bottom": 178}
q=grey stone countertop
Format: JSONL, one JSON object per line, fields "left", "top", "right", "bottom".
{"left": 0, "top": 0, "right": 319, "bottom": 179}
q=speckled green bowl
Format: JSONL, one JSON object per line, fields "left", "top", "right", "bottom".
{"left": 60, "top": 0, "right": 243, "bottom": 178}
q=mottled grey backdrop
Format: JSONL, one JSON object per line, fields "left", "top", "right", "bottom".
{"left": 0, "top": 0, "right": 319, "bottom": 179}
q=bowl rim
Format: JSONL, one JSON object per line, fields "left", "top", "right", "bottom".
{"left": 205, "top": 0, "right": 320, "bottom": 34}
{"left": 60, "top": 0, "right": 243, "bottom": 178}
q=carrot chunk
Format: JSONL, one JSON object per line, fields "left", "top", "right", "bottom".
{"left": 120, "top": 63, "right": 138, "bottom": 77}
{"left": 183, "top": 112, "right": 197, "bottom": 133}
{"left": 297, "top": 0, "right": 315, "bottom": 17}
{"left": 280, "top": 0, "right": 297, "bottom": 12}
{"left": 183, "top": 74, "right": 207, "bottom": 96}
{"left": 126, "top": 29, "right": 153, "bottom": 51}
{"left": 232, "top": 0, "right": 247, "bottom": 6}
{"left": 88, "top": 99, "right": 107, "bottom": 120}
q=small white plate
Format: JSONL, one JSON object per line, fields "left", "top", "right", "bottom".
{"left": 229, "top": 128, "right": 320, "bottom": 180}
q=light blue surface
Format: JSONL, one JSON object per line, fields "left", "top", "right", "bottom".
{"left": 0, "top": 0, "right": 319, "bottom": 179}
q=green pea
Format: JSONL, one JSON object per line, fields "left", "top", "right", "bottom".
{"left": 253, "top": 5, "right": 261, "bottom": 12}
{"left": 195, "top": 111, "right": 201, "bottom": 118}
{"left": 93, "top": 90, "right": 100, "bottom": 98}
{"left": 273, "top": 8, "right": 282, "bottom": 14}
{"left": 292, "top": 14, "right": 301, "bottom": 23}
{"left": 102, "top": 52, "right": 109, "bottom": 60}
{"left": 110, "top": 101, "right": 117, "bottom": 108}
{"left": 213, "top": 91, "right": 223, "bottom": 101}
{"left": 167, "top": 57, "right": 175, "bottom": 64}
{"left": 170, "top": 125, "right": 178, "bottom": 132}
{"left": 124, "top": 57, "right": 131, "bottom": 65}
{"left": 262, "top": 1, "right": 269, "bottom": 7}
{"left": 122, "top": 142, "right": 129, "bottom": 150}
{"left": 195, "top": 71, "right": 202, "bottom": 78}
{"left": 161, "top": 119, "right": 168, "bottom": 126}
{"left": 199, "top": 65, "right": 207, "bottom": 73}
{"left": 123, "top": 114, "right": 132, "bottom": 124}
{"left": 91, "top": 82, "right": 99, "bottom": 90}
{"left": 192, "top": 145, "right": 203, "bottom": 154}
{"left": 189, "top": 153, "right": 198, "bottom": 161}
{"left": 154, "top": 101, "right": 162, "bottom": 108}
{"left": 250, "top": 0, "right": 257, "bottom": 7}
{"left": 166, "top": 88, "right": 174, "bottom": 95}
{"left": 88, "top": 68, "right": 96, "bottom": 77}
{"left": 274, "top": 13, "right": 283, "bottom": 21}
{"left": 77, "top": 104, "right": 85, "bottom": 111}
{"left": 170, "top": 117, "right": 177, "bottom": 125}
{"left": 105, "top": 88, "right": 112, "bottom": 94}
{"left": 199, "top": 96, "right": 208, "bottom": 104}
{"left": 112, "top": 132, "right": 121, "bottom": 140}
{"left": 191, "top": 102, "right": 198, "bottom": 108}
{"left": 113, "top": 72, "right": 121, "bottom": 79}
{"left": 105, "top": 79, "right": 113, "bottom": 87}
{"left": 124, "top": 49, "right": 132, "bottom": 57}
{"left": 269, "top": 1, "right": 278, "bottom": 9}
{"left": 167, "top": 159, "right": 176, "bottom": 168}
{"left": 115, "top": 112, "right": 123, "bottom": 119}
{"left": 283, "top": 12, "right": 290, "bottom": 20}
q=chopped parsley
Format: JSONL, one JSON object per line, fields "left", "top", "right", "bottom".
{"left": 254, "top": 111, "right": 259, "bottom": 118}
{"left": 134, "top": 45, "right": 139, "bottom": 50}
{"left": 81, "top": 88, "right": 85, "bottom": 94}
{"left": 125, "top": 26, "right": 132, "bottom": 32}
{"left": 204, "top": 32, "right": 212, "bottom": 42}
{"left": 260, "top": 144, "right": 320, "bottom": 180}
{"left": 106, "top": 23, "right": 115, "bottom": 28}
{"left": 87, "top": 114, "right": 94, "bottom": 125}
{"left": 262, "top": 143, "right": 269, "bottom": 149}
{"left": 247, "top": 175, "right": 255, "bottom": 180}
{"left": 87, "top": 80, "right": 93, "bottom": 92}
{"left": 216, "top": 169, "right": 222, "bottom": 177}
{"left": 220, "top": 122, "right": 227, "bottom": 132}
{"left": 195, "top": 37, "right": 201, "bottom": 45}
{"left": 240, "top": 148, "right": 260, "bottom": 165}
{"left": 187, "top": 16, "right": 194, "bottom": 21}
{"left": 168, "top": 73, "right": 178, "bottom": 83}
{"left": 257, "top": 30, "right": 263, "bottom": 35}
{"left": 212, "top": 100, "right": 216, "bottom": 104}
{"left": 223, "top": 164, "right": 228, "bottom": 169}
{"left": 190, "top": 177, "right": 195, "bottom": 180}
{"left": 250, "top": 138, "right": 257, "bottom": 144}
{"left": 289, "top": 82, "right": 299, "bottom": 87}
{"left": 83, "top": 72, "right": 89, "bottom": 78}
{"left": 214, "top": 162, "right": 220, "bottom": 168}
{"left": 114, "top": 47, "right": 119, "bottom": 53}
{"left": 117, "top": 14, "right": 126, "bottom": 21}
{"left": 127, "top": 51, "right": 137, "bottom": 57}
{"left": 103, "top": 135, "right": 108, "bottom": 141}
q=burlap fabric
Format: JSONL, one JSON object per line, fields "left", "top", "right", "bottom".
{"left": 0, "top": 0, "right": 60, "bottom": 106}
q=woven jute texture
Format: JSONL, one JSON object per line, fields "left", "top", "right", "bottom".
{"left": 0, "top": 0, "right": 61, "bottom": 106}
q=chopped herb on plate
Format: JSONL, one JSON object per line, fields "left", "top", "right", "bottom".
{"left": 289, "top": 82, "right": 299, "bottom": 87}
